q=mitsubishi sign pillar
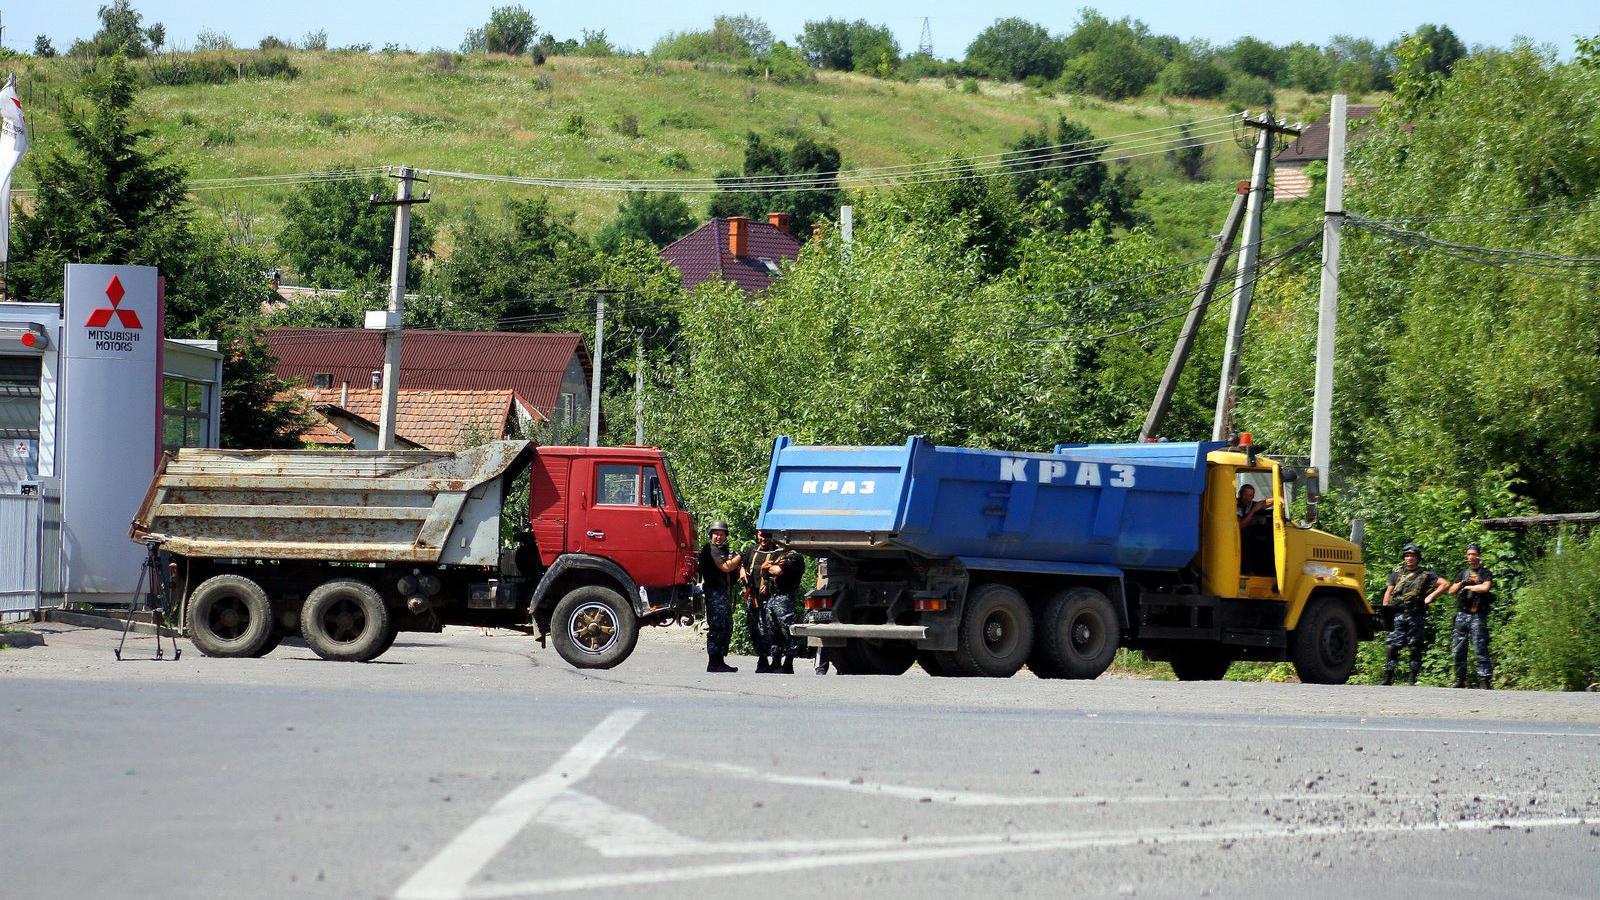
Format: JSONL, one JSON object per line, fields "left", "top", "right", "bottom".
{"left": 60, "top": 264, "right": 162, "bottom": 605}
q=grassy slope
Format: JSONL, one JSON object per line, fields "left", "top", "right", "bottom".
{"left": 13, "top": 51, "right": 1346, "bottom": 251}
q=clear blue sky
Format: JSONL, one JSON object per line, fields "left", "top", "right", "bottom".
{"left": 14, "top": 2, "right": 1592, "bottom": 58}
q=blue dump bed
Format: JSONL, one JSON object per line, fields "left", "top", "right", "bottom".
{"left": 759, "top": 436, "right": 1224, "bottom": 572}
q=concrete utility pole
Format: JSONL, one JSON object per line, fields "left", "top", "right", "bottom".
{"left": 634, "top": 329, "right": 644, "bottom": 445}
{"left": 1310, "top": 95, "right": 1348, "bottom": 495}
{"left": 1212, "top": 114, "right": 1299, "bottom": 442}
{"left": 368, "top": 166, "right": 427, "bottom": 450}
{"left": 588, "top": 292, "right": 605, "bottom": 447}
{"left": 1140, "top": 182, "right": 1249, "bottom": 442}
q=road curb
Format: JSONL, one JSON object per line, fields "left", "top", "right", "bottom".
{"left": 0, "top": 630, "right": 46, "bottom": 649}
{"left": 44, "top": 609, "right": 179, "bottom": 638}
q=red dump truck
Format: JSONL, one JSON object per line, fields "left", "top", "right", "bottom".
{"left": 131, "top": 440, "right": 697, "bottom": 667}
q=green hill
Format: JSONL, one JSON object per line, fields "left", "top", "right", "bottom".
{"left": 13, "top": 50, "right": 1338, "bottom": 251}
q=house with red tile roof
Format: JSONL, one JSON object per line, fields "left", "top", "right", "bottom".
{"left": 293, "top": 387, "right": 519, "bottom": 450}
{"left": 266, "top": 329, "right": 594, "bottom": 444}
{"left": 1273, "top": 105, "right": 1380, "bottom": 200}
{"left": 659, "top": 214, "right": 804, "bottom": 294}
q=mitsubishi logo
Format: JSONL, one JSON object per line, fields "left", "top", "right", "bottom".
{"left": 85, "top": 275, "right": 142, "bottom": 329}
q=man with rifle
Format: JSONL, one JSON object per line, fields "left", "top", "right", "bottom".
{"left": 1380, "top": 542, "right": 1448, "bottom": 686}
{"left": 1448, "top": 543, "right": 1495, "bottom": 690}
{"left": 744, "top": 529, "right": 805, "bottom": 674}
{"left": 698, "top": 521, "right": 742, "bottom": 674}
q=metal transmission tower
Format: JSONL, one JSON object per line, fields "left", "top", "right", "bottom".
{"left": 918, "top": 18, "right": 933, "bottom": 57}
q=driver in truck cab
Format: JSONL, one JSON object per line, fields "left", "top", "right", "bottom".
{"left": 1236, "top": 483, "right": 1274, "bottom": 576}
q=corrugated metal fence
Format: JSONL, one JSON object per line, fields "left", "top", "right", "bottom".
{"left": 0, "top": 491, "right": 57, "bottom": 620}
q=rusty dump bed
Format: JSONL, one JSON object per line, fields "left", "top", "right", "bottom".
{"left": 131, "top": 440, "right": 534, "bottom": 565}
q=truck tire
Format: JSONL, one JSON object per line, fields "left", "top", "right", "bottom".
{"left": 838, "top": 639, "right": 916, "bottom": 676}
{"left": 953, "top": 583, "right": 1034, "bottom": 678}
{"left": 1168, "top": 647, "right": 1232, "bottom": 681}
{"left": 917, "top": 650, "right": 961, "bottom": 677}
{"left": 187, "top": 574, "right": 275, "bottom": 658}
{"left": 300, "top": 579, "right": 392, "bottom": 662}
{"left": 1035, "top": 587, "right": 1119, "bottom": 680}
{"left": 248, "top": 630, "right": 283, "bottom": 658}
{"left": 552, "top": 585, "right": 638, "bottom": 669}
{"left": 1291, "top": 596, "right": 1359, "bottom": 684}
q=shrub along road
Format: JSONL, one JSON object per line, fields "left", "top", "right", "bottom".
{"left": 3, "top": 624, "right": 1597, "bottom": 899}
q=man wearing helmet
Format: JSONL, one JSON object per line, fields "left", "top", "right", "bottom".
{"left": 1379, "top": 543, "right": 1448, "bottom": 685}
{"left": 697, "top": 521, "right": 742, "bottom": 673}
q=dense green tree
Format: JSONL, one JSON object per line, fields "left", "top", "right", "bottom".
{"left": 1008, "top": 117, "right": 1141, "bottom": 235}
{"left": 464, "top": 6, "right": 537, "bottom": 55}
{"left": 707, "top": 132, "right": 842, "bottom": 237}
{"left": 795, "top": 18, "right": 898, "bottom": 74}
{"left": 1155, "top": 51, "right": 1227, "bottom": 98}
{"left": 1225, "top": 36, "right": 1288, "bottom": 83}
{"left": 9, "top": 56, "right": 190, "bottom": 304}
{"left": 1412, "top": 23, "right": 1467, "bottom": 76}
{"left": 1285, "top": 43, "right": 1335, "bottom": 91}
{"left": 73, "top": 0, "right": 162, "bottom": 58}
{"left": 966, "top": 18, "right": 1063, "bottom": 81}
{"left": 276, "top": 175, "right": 435, "bottom": 289}
{"left": 597, "top": 192, "right": 697, "bottom": 251}
{"left": 427, "top": 197, "right": 603, "bottom": 329}
{"left": 34, "top": 35, "right": 57, "bottom": 58}
{"left": 1223, "top": 72, "right": 1274, "bottom": 109}
{"left": 216, "top": 324, "right": 312, "bottom": 449}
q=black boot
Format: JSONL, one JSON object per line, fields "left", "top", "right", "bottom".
{"left": 1381, "top": 670, "right": 1395, "bottom": 686}
{"left": 1454, "top": 675, "right": 1467, "bottom": 688}
{"left": 1408, "top": 670, "right": 1420, "bottom": 686}
{"left": 755, "top": 657, "right": 772, "bottom": 673}
{"left": 707, "top": 656, "right": 738, "bottom": 673}
{"left": 779, "top": 657, "right": 795, "bottom": 674}
{"left": 1478, "top": 676, "right": 1492, "bottom": 690}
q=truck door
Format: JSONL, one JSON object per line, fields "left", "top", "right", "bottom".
{"left": 573, "top": 460, "right": 679, "bottom": 588}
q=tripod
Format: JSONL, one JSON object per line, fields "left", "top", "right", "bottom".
{"left": 114, "top": 539, "right": 183, "bottom": 661}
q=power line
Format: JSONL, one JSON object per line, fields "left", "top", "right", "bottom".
{"left": 1347, "top": 215, "right": 1600, "bottom": 272}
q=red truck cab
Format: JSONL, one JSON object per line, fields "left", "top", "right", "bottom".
{"left": 525, "top": 446, "right": 697, "bottom": 667}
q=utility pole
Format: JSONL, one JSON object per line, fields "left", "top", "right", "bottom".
{"left": 588, "top": 292, "right": 605, "bottom": 447}
{"left": 634, "top": 329, "right": 645, "bottom": 445}
{"left": 367, "top": 165, "right": 427, "bottom": 450}
{"left": 1310, "top": 95, "right": 1348, "bottom": 495}
{"left": 1140, "top": 182, "right": 1249, "bottom": 442}
{"left": 1212, "top": 113, "right": 1299, "bottom": 442}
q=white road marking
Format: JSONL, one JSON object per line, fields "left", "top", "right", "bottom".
{"left": 624, "top": 750, "right": 1481, "bottom": 808}
{"left": 536, "top": 790, "right": 711, "bottom": 856}
{"left": 393, "top": 709, "right": 646, "bottom": 900}
{"left": 462, "top": 815, "right": 1598, "bottom": 898}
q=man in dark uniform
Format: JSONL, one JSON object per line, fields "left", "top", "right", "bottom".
{"left": 697, "top": 521, "right": 741, "bottom": 673}
{"left": 746, "top": 529, "right": 805, "bottom": 674}
{"left": 1380, "top": 542, "right": 1447, "bottom": 685}
{"left": 1448, "top": 543, "right": 1495, "bottom": 689}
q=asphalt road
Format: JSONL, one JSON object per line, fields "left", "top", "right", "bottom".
{"left": 3, "top": 623, "right": 1598, "bottom": 899}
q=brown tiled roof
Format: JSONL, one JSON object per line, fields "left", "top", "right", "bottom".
{"left": 297, "top": 388, "right": 515, "bottom": 450}
{"left": 659, "top": 217, "right": 803, "bottom": 294}
{"left": 1275, "top": 105, "right": 1381, "bottom": 163}
{"left": 266, "top": 329, "right": 587, "bottom": 419}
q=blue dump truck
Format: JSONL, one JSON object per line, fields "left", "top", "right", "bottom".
{"left": 765, "top": 436, "right": 1375, "bottom": 683}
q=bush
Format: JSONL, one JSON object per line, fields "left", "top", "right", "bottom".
{"left": 962, "top": 77, "right": 980, "bottom": 94}
{"left": 1223, "top": 72, "right": 1273, "bottom": 110}
{"left": 966, "top": 17, "right": 1063, "bottom": 81}
{"left": 482, "top": 5, "right": 537, "bottom": 55}
{"left": 1155, "top": 54, "right": 1227, "bottom": 98}
{"left": 1506, "top": 532, "right": 1600, "bottom": 690}
{"left": 145, "top": 53, "right": 298, "bottom": 86}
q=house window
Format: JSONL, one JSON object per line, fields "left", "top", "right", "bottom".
{"left": 163, "top": 379, "right": 210, "bottom": 452}
{"left": 0, "top": 357, "right": 42, "bottom": 441}
{"left": 559, "top": 392, "right": 575, "bottom": 424}
{"left": 311, "top": 373, "right": 333, "bottom": 389}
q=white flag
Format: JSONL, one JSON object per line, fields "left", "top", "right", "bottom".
{"left": 0, "top": 74, "right": 31, "bottom": 265}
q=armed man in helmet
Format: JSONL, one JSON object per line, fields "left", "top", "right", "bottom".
{"left": 1379, "top": 542, "right": 1448, "bottom": 685}
{"left": 697, "top": 521, "right": 742, "bottom": 673}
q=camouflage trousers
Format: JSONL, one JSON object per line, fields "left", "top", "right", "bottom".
{"left": 745, "top": 598, "right": 771, "bottom": 657}
{"left": 704, "top": 590, "right": 732, "bottom": 658}
{"left": 1384, "top": 607, "right": 1428, "bottom": 677}
{"left": 1452, "top": 611, "right": 1492, "bottom": 681}
{"left": 763, "top": 594, "right": 797, "bottom": 660}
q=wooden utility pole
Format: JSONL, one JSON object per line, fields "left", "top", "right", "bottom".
{"left": 1310, "top": 95, "right": 1348, "bottom": 494}
{"left": 368, "top": 166, "right": 427, "bottom": 450}
{"left": 1139, "top": 182, "right": 1249, "bottom": 442}
{"left": 1213, "top": 114, "right": 1300, "bottom": 442}
{"left": 588, "top": 292, "right": 605, "bottom": 447}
